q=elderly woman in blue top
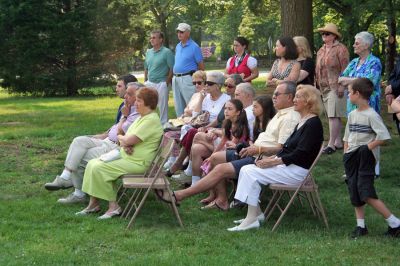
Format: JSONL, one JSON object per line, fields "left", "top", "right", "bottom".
{"left": 76, "top": 88, "right": 163, "bottom": 219}
{"left": 338, "top": 31, "right": 382, "bottom": 115}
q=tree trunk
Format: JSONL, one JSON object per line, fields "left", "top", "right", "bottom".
{"left": 280, "top": 0, "right": 314, "bottom": 52}
{"left": 385, "top": 0, "right": 397, "bottom": 78}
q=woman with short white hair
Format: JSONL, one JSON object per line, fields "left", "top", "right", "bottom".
{"left": 339, "top": 31, "right": 382, "bottom": 115}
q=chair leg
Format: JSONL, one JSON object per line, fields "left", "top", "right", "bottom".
{"left": 313, "top": 190, "right": 329, "bottom": 229}
{"left": 126, "top": 188, "right": 153, "bottom": 229}
{"left": 165, "top": 185, "right": 183, "bottom": 227}
{"left": 264, "top": 190, "right": 280, "bottom": 219}
{"left": 271, "top": 191, "right": 300, "bottom": 232}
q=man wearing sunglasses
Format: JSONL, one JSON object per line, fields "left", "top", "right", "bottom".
{"left": 173, "top": 23, "right": 205, "bottom": 117}
{"left": 144, "top": 30, "right": 174, "bottom": 125}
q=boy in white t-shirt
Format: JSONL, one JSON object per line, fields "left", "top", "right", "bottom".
{"left": 343, "top": 78, "right": 400, "bottom": 238}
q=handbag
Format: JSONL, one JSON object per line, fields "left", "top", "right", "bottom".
{"left": 190, "top": 111, "right": 210, "bottom": 128}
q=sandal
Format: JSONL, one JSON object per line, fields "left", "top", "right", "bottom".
{"left": 200, "top": 201, "right": 228, "bottom": 211}
{"left": 322, "top": 146, "right": 336, "bottom": 155}
{"left": 334, "top": 145, "right": 344, "bottom": 150}
{"left": 154, "top": 189, "right": 180, "bottom": 206}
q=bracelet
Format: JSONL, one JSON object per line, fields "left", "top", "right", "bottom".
{"left": 258, "top": 146, "right": 261, "bottom": 155}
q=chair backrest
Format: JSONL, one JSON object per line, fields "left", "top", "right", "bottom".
{"left": 145, "top": 138, "right": 174, "bottom": 180}
{"left": 301, "top": 143, "right": 324, "bottom": 187}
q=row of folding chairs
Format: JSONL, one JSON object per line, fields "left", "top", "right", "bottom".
{"left": 116, "top": 139, "right": 328, "bottom": 232}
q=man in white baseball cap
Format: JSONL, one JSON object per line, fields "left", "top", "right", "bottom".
{"left": 172, "top": 22, "right": 204, "bottom": 117}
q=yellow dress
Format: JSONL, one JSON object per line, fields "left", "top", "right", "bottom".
{"left": 82, "top": 112, "right": 163, "bottom": 201}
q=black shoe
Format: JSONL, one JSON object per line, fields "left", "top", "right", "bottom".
{"left": 384, "top": 225, "right": 400, "bottom": 237}
{"left": 350, "top": 226, "right": 368, "bottom": 238}
{"left": 322, "top": 146, "right": 336, "bottom": 155}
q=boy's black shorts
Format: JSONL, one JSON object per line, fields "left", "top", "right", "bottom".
{"left": 343, "top": 145, "right": 378, "bottom": 207}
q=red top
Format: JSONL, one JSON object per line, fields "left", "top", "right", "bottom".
{"left": 227, "top": 54, "right": 252, "bottom": 79}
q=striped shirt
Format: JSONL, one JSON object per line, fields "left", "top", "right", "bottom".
{"left": 344, "top": 107, "right": 390, "bottom": 160}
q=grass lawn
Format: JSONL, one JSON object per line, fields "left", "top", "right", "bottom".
{"left": 1, "top": 80, "right": 400, "bottom": 265}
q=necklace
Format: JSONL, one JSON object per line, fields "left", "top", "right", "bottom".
{"left": 298, "top": 113, "right": 315, "bottom": 127}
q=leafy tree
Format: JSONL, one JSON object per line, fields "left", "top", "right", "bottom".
{"left": 0, "top": 0, "right": 147, "bottom": 96}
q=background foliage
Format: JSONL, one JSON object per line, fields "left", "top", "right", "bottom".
{"left": 0, "top": 0, "right": 399, "bottom": 95}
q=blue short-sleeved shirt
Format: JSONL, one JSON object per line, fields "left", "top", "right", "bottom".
{"left": 173, "top": 38, "right": 203, "bottom": 74}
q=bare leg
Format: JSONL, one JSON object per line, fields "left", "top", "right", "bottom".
{"left": 328, "top": 117, "right": 342, "bottom": 148}
{"left": 365, "top": 198, "right": 392, "bottom": 219}
{"left": 169, "top": 147, "right": 187, "bottom": 173}
{"left": 174, "top": 162, "right": 236, "bottom": 202}
{"left": 208, "top": 150, "right": 228, "bottom": 170}
{"left": 191, "top": 143, "right": 213, "bottom": 177}
{"left": 213, "top": 180, "right": 229, "bottom": 210}
{"left": 354, "top": 205, "right": 365, "bottom": 220}
{"left": 106, "top": 201, "right": 121, "bottom": 213}
{"left": 86, "top": 196, "right": 100, "bottom": 209}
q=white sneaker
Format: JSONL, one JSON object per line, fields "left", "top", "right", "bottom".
{"left": 58, "top": 193, "right": 86, "bottom": 204}
{"left": 44, "top": 175, "right": 73, "bottom": 191}
{"left": 171, "top": 172, "right": 192, "bottom": 184}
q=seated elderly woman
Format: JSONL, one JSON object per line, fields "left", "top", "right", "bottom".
{"left": 228, "top": 85, "right": 323, "bottom": 231}
{"left": 166, "top": 72, "right": 231, "bottom": 182}
{"left": 338, "top": 31, "right": 382, "bottom": 115}
{"left": 163, "top": 70, "right": 208, "bottom": 169}
{"left": 76, "top": 88, "right": 163, "bottom": 219}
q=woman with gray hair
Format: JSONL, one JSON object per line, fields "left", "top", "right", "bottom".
{"left": 339, "top": 31, "right": 382, "bottom": 115}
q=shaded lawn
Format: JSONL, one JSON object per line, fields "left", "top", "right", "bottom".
{"left": 1, "top": 86, "right": 400, "bottom": 265}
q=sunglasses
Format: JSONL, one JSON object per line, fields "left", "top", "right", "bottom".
{"left": 176, "top": 30, "right": 184, "bottom": 34}
{"left": 192, "top": 81, "right": 204, "bottom": 86}
{"left": 224, "top": 84, "right": 235, "bottom": 89}
{"left": 273, "top": 91, "right": 289, "bottom": 97}
{"left": 321, "top": 32, "right": 332, "bottom": 36}
{"left": 206, "top": 81, "right": 217, "bottom": 86}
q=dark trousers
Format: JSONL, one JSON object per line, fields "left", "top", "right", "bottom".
{"left": 343, "top": 145, "right": 378, "bottom": 207}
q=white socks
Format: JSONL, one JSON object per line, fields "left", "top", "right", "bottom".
{"left": 73, "top": 189, "right": 85, "bottom": 198}
{"left": 357, "top": 219, "right": 365, "bottom": 228}
{"left": 184, "top": 160, "right": 193, "bottom": 176}
{"left": 191, "top": 175, "right": 200, "bottom": 186}
{"left": 60, "top": 169, "right": 71, "bottom": 180}
{"left": 386, "top": 214, "right": 400, "bottom": 228}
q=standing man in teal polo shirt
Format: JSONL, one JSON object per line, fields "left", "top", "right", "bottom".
{"left": 144, "top": 30, "right": 174, "bottom": 125}
{"left": 173, "top": 23, "right": 204, "bottom": 116}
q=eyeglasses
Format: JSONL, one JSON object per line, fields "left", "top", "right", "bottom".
{"left": 206, "top": 81, "right": 217, "bottom": 86}
{"left": 192, "top": 81, "right": 204, "bottom": 86}
{"left": 321, "top": 32, "right": 331, "bottom": 36}
{"left": 273, "top": 91, "right": 289, "bottom": 97}
{"left": 224, "top": 84, "right": 235, "bottom": 89}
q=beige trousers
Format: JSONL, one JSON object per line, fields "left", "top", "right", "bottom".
{"left": 64, "top": 136, "right": 118, "bottom": 189}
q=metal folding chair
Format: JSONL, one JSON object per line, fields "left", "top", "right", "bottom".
{"left": 263, "top": 145, "right": 328, "bottom": 232}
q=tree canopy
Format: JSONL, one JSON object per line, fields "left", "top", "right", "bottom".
{"left": 0, "top": 0, "right": 399, "bottom": 95}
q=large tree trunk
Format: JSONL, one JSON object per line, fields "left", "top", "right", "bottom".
{"left": 280, "top": 0, "right": 314, "bottom": 52}
{"left": 385, "top": 0, "right": 397, "bottom": 78}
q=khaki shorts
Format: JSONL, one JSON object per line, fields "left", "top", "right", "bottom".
{"left": 322, "top": 89, "right": 346, "bottom": 118}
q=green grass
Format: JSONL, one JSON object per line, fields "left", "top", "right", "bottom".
{"left": 1, "top": 87, "right": 400, "bottom": 265}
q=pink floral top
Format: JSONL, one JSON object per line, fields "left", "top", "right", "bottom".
{"left": 316, "top": 41, "right": 349, "bottom": 92}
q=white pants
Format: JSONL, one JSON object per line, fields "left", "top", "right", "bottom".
{"left": 145, "top": 81, "right": 169, "bottom": 124}
{"left": 64, "top": 136, "right": 118, "bottom": 189}
{"left": 234, "top": 164, "right": 309, "bottom": 206}
{"left": 172, "top": 75, "right": 195, "bottom": 117}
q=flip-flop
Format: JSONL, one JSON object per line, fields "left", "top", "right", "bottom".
{"left": 200, "top": 201, "right": 228, "bottom": 211}
{"left": 154, "top": 189, "right": 180, "bottom": 207}
{"left": 199, "top": 198, "right": 215, "bottom": 206}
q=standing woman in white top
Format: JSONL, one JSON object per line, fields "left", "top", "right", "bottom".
{"left": 225, "top": 37, "right": 259, "bottom": 83}
{"left": 265, "top": 37, "right": 301, "bottom": 87}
